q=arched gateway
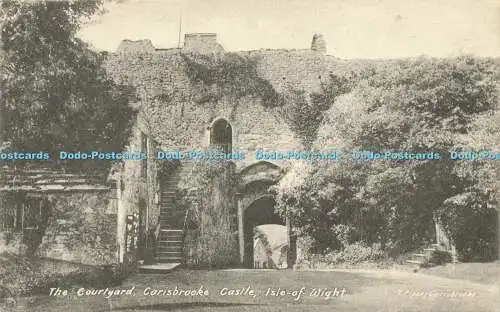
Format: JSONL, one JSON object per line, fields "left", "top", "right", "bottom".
{"left": 236, "top": 161, "right": 297, "bottom": 268}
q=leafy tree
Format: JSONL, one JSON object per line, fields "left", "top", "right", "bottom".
{"left": 0, "top": 0, "right": 137, "bottom": 173}
{"left": 275, "top": 56, "right": 499, "bottom": 259}
{"left": 435, "top": 106, "right": 500, "bottom": 261}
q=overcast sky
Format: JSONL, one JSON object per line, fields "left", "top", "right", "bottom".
{"left": 78, "top": 0, "right": 500, "bottom": 58}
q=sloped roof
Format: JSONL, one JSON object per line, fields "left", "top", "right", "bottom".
{"left": 0, "top": 166, "right": 111, "bottom": 193}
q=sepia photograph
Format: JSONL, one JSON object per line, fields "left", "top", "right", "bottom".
{"left": 0, "top": 0, "right": 499, "bottom": 311}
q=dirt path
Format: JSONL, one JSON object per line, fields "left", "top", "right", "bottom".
{"left": 2, "top": 269, "right": 498, "bottom": 312}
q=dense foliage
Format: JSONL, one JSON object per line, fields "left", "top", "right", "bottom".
{"left": 181, "top": 53, "right": 282, "bottom": 108}
{"left": 0, "top": 0, "right": 137, "bottom": 174}
{"left": 283, "top": 73, "right": 353, "bottom": 147}
{"left": 179, "top": 159, "right": 238, "bottom": 268}
{"left": 275, "top": 56, "right": 499, "bottom": 261}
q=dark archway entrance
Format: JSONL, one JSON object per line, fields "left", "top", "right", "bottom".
{"left": 210, "top": 118, "right": 232, "bottom": 154}
{"left": 237, "top": 161, "right": 296, "bottom": 269}
{"left": 243, "top": 196, "right": 289, "bottom": 268}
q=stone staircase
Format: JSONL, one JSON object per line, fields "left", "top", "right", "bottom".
{"left": 156, "top": 229, "right": 184, "bottom": 263}
{"left": 405, "top": 243, "right": 442, "bottom": 267}
{"left": 156, "top": 164, "right": 192, "bottom": 263}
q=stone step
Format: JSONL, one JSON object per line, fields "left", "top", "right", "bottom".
{"left": 158, "top": 219, "right": 183, "bottom": 223}
{"left": 157, "top": 243, "right": 183, "bottom": 248}
{"left": 157, "top": 246, "right": 182, "bottom": 251}
{"left": 157, "top": 247, "right": 182, "bottom": 253}
{"left": 161, "top": 188, "right": 178, "bottom": 191}
{"left": 413, "top": 253, "right": 427, "bottom": 257}
{"left": 159, "top": 225, "right": 184, "bottom": 229}
{"left": 138, "top": 263, "right": 181, "bottom": 273}
{"left": 157, "top": 240, "right": 183, "bottom": 244}
{"left": 158, "top": 233, "right": 183, "bottom": 238}
{"left": 157, "top": 250, "right": 183, "bottom": 254}
{"left": 159, "top": 220, "right": 183, "bottom": 223}
{"left": 158, "top": 230, "right": 183, "bottom": 235}
{"left": 157, "top": 255, "right": 183, "bottom": 259}
{"left": 158, "top": 242, "right": 183, "bottom": 246}
{"left": 159, "top": 212, "right": 177, "bottom": 215}
{"left": 157, "top": 253, "right": 183, "bottom": 258}
{"left": 158, "top": 233, "right": 183, "bottom": 237}
{"left": 161, "top": 191, "right": 177, "bottom": 195}
{"left": 162, "top": 179, "right": 181, "bottom": 183}
{"left": 158, "top": 255, "right": 183, "bottom": 260}
{"left": 157, "top": 244, "right": 182, "bottom": 248}
{"left": 161, "top": 179, "right": 181, "bottom": 183}
{"left": 161, "top": 185, "right": 179, "bottom": 189}
{"left": 158, "top": 238, "right": 182, "bottom": 243}
{"left": 157, "top": 246, "right": 183, "bottom": 251}
{"left": 406, "top": 260, "right": 423, "bottom": 265}
{"left": 157, "top": 251, "right": 183, "bottom": 256}
{"left": 158, "top": 258, "right": 183, "bottom": 263}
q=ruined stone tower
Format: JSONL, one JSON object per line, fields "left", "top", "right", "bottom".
{"left": 311, "top": 33, "right": 327, "bottom": 54}
{"left": 183, "top": 33, "right": 225, "bottom": 54}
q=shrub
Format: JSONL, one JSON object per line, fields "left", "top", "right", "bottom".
{"left": 20, "top": 264, "right": 126, "bottom": 296}
{"left": 428, "top": 250, "right": 452, "bottom": 266}
{"left": 332, "top": 242, "right": 384, "bottom": 264}
{"left": 436, "top": 192, "right": 498, "bottom": 262}
{"left": 304, "top": 242, "right": 385, "bottom": 267}
{"left": 0, "top": 256, "right": 130, "bottom": 298}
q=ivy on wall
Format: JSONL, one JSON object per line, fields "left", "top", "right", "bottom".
{"left": 181, "top": 53, "right": 283, "bottom": 108}
{"left": 36, "top": 193, "right": 117, "bottom": 265}
{"left": 282, "top": 73, "right": 353, "bottom": 148}
{"left": 179, "top": 159, "right": 239, "bottom": 268}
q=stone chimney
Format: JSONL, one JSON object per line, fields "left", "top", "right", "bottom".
{"left": 311, "top": 34, "right": 327, "bottom": 54}
{"left": 183, "top": 33, "right": 224, "bottom": 54}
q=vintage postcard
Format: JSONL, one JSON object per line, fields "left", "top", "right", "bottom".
{"left": 0, "top": 0, "right": 499, "bottom": 311}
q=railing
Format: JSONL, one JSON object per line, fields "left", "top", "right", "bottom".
{"left": 181, "top": 208, "right": 190, "bottom": 265}
{"left": 183, "top": 207, "right": 190, "bottom": 231}
{"left": 154, "top": 221, "right": 161, "bottom": 264}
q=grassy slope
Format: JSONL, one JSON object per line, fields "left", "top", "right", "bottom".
{"left": 419, "top": 261, "right": 500, "bottom": 285}
{"left": 0, "top": 252, "right": 99, "bottom": 298}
